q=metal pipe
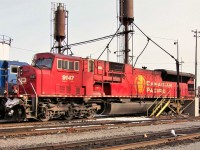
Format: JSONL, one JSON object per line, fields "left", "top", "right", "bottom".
{"left": 174, "top": 40, "right": 180, "bottom": 98}
{"left": 124, "top": 23, "right": 129, "bottom": 64}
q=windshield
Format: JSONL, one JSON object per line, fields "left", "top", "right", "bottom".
{"left": 33, "top": 58, "right": 53, "bottom": 69}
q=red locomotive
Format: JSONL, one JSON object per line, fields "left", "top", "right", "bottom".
{"left": 1, "top": 1, "right": 195, "bottom": 121}
{"left": 15, "top": 52, "right": 194, "bottom": 121}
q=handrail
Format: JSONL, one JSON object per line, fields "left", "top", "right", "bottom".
{"left": 147, "top": 90, "right": 171, "bottom": 116}
{"left": 150, "top": 98, "right": 166, "bottom": 117}
{"left": 30, "top": 83, "right": 38, "bottom": 118}
{"left": 18, "top": 79, "right": 27, "bottom": 94}
{"left": 108, "top": 71, "right": 125, "bottom": 74}
{"left": 147, "top": 93, "right": 163, "bottom": 116}
{"left": 180, "top": 99, "right": 195, "bottom": 113}
{"left": 156, "top": 100, "right": 171, "bottom": 117}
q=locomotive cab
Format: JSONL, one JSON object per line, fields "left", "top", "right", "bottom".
{"left": 19, "top": 52, "right": 82, "bottom": 96}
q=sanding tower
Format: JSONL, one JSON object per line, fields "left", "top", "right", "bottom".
{"left": 119, "top": 0, "right": 134, "bottom": 64}
{"left": 51, "top": 3, "right": 68, "bottom": 54}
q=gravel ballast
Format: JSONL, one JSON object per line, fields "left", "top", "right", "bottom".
{"left": 1, "top": 119, "right": 200, "bottom": 149}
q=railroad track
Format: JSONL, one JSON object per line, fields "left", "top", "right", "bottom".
{"left": 19, "top": 126, "right": 200, "bottom": 150}
{"left": 0, "top": 116, "right": 192, "bottom": 138}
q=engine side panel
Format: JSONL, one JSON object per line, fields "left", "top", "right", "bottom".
{"left": 18, "top": 53, "right": 194, "bottom": 100}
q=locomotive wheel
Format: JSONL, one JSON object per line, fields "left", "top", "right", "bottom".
{"left": 15, "top": 106, "right": 25, "bottom": 122}
{"left": 0, "top": 99, "right": 6, "bottom": 119}
{"left": 5, "top": 105, "right": 25, "bottom": 122}
{"left": 63, "top": 106, "right": 73, "bottom": 121}
{"left": 85, "top": 109, "right": 96, "bottom": 119}
{"left": 39, "top": 108, "right": 50, "bottom": 122}
{"left": 0, "top": 105, "right": 5, "bottom": 119}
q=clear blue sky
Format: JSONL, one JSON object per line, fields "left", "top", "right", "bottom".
{"left": 1, "top": 0, "right": 200, "bottom": 79}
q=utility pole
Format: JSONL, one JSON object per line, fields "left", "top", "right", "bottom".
{"left": 192, "top": 30, "right": 200, "bottom": 97}
{"left": 174, "top": 40, "right": 180, "bottom": 98}
{"left": 180, "top": 57, "right": 184, "bottom": 82}
{"left": 174, "top": 40, "right": 179, "bottom": 62}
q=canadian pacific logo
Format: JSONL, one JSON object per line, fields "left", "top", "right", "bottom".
{"left": 135, "top": 75, "right": 146, "bottom": 94}
{"left": 134, "top": 75, "right": 173, "bottom": 94}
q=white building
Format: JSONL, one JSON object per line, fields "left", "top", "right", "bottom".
{"left": 0, "top": 35, "right": 12, "bottom": 60}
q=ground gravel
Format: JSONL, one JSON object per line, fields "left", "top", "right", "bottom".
{"left": 1, "top": 119, "right": 200, "bottom": 149}
{"left": 148, "top": 141, "right": 200, "bottom": 150}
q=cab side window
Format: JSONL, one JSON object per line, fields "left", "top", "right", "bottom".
{"left": 62, "top": 61, "right": 68, "bottom": 70}
{"left": 69, "top": 61, "right": 74, "bottom": 70}
{"left": 57, "top": 59, "right": 79, "bottom": 71}
{"left": 10, "top": 65, "right": 18, "bottom": 74}
{"left": 75, "top": 61, "right": 79, "bottom": 71}
{"left": 88, "top": 60, "right": 94, "bottom": 72}
{"left": 57, "top": 59, "right": 62, "bottom": 69}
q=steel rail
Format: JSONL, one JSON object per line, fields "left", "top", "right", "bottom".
{"left": 96, "top": 133, "right": 200, "bottom": 150}
{"left": 0, "top": 117, "right": 191, "bottom": 139}
{"left": 19, "top": 126, "right": 200, "bottom": 150}
{"left": 0, "top": 119, "right": 155, "bottom": 138}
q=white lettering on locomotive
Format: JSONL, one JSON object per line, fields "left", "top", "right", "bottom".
{"left": 146, "top": 87, "right": 166, "bottom": 94}
{"left": 19, "top": 78, "right": 27, "bottom": 84}
{"left": 146, "top": 81, "right": 172, "bottom": 88}
{"left": 135, "top": 75, "right": 173, "bottom": 95}
{"left": 62, "top": 75, "right": 74, "bottom": 81}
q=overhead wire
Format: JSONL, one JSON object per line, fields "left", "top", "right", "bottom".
{"left": 11, "top": 46, "right": 37, "bottom": 52}
{"left": 133, "top": 22, "right": 177, "bottom": 62}
{"left": 97, "top": 24, "right": 122, "bottom": 60}
{"left": 133, "top": 38, "right": 150, "bottom": 68}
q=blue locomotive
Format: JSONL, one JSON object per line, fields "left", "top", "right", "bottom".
{"left": 0, "top": 60, "right": 28, "bottom": 96}
{"left": 0, "top": 35, "right": 29, "bottom": 119}
{"left": 0, "top": 60, "right": 28, "bottom": 118}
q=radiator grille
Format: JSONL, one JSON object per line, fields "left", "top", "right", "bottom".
{"left": 76, "top": 87, "right": 80, "bottom": 95}
{"left": 59, "top": 86, "right": 65, "bottom": 93}
{"left": 66, "top": 86, "right": 71, "bottom": 94}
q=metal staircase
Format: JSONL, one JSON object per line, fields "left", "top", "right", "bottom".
{"left": 150, "top": 98, "right": 165, "bottom": 117}
{"left": 147, "top": 91, "right": 174, "bottom": 117}
{"left": 153, "top": 99, "right": 171, "bottom": 117}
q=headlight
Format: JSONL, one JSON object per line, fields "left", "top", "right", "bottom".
{"left": 20, "top": 68, "right": 23, "bottom": 75}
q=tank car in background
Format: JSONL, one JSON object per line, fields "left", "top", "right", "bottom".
{"left": 16, "top": 52, "right": 194, "bottom": 121}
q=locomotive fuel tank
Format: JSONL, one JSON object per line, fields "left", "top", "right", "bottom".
{"left": 100, "top": 101, "right": 153, "bottom": 115}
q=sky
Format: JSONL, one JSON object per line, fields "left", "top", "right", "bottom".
{"left": 1, "top": 0, "right": 200, "bottom": 82}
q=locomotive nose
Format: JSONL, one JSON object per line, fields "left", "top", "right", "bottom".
{"left": 18, "top": 65, "right": 36, "bottom": 95}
